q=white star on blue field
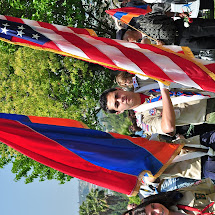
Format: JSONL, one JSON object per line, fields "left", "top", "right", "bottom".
{"left": 0, "top": 19, "right": 50, "bottom": 45}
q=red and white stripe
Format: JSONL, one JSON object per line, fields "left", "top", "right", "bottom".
{"left": 1, "top": 15, "right": 215, "bottom": 92}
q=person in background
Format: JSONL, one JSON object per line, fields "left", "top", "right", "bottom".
{"left": 116, "top": 0, "right": 215, "bottom": 54}
{"left": 127, "top": 203, "right": 138, "bottom": 210}
{"left": 116, "top": 71, "right": 134, "bottom": 89}
{"left": 123, "top": 178, "right": 215, "bottom": 215}
{"left": 124, "top": 13, "right": 215, "bottom": 53}
{"left": 118, "top": 0, "right": 147, "bottom": 8}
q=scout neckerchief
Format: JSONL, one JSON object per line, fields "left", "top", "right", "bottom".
{"left": 177, "top": 202, "right": 215, "bottom": 215}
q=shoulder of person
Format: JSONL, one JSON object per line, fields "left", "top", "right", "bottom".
{"left": 179, "top": 178, "right": 215, "bottom": 193}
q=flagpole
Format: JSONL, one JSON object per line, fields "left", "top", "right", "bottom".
{"left": 120, "top": 20, "right": 158, "bottom": 42}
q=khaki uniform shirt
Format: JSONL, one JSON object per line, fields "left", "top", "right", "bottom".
{"left": 161, "top": 157, "right": 202, "bottom": 180}
{"left": 133, "top": 76, "right": 214, "bottom": 134}
{"left": 160, "top": 137, "right": 203, "bottom": 180}
{"left": 135, "top": 95, "right": 207, "bottom": 135}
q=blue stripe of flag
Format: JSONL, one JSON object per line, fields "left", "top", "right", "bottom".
{"left": 113, "top": 12, "right": 128, "bottom": 20}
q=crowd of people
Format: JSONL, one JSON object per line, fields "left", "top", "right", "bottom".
{"left": 116, "top": 0, "right": 215, "bottom": 54}
{"left": 99, "top": 0, "right": 215, "bottom": 214}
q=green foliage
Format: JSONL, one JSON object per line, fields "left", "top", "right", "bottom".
{"left": 81, "top": 0, "right": 116, "bottom": 37}
{"left": 79, "top": 189, "right": 109, "bottom": 215}
{"left": 0, "top": 0, "right": 115, "bottom": 36}
{"left": 107, "top": 192, "right": 130, "bottom": 215}
{"left": 79, "top": 190, "right": 129, "bottom": 215}
{"left": 0, "top": 47, "right": 113, "bottom": 128}
{"left": 128, "top": 195, "right": 142, "bottom": 205}
{"left": 100, "top": 111, "right": 133, "bottom": 135}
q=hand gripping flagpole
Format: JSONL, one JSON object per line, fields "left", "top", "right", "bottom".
{"left": 120, "top": 19, "right": 159, "bottom": 43}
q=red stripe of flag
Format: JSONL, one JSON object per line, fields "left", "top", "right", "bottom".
{"left": 205, "top": 64, "right": 215, "bottom": 72}
{"left": 95, "top": 37, "right": 172, "bottom": 80}
{"left": 143, "top": 44, "right": 215, "bottom": 91}
{"left": 5, "top": 16, "right": 24, "bottom": 24}
{"left": 35, "top": 20, "right": 59, "bottom": 31}
{"left": 68, "top": 27, "right": 94, "bottom": 35}
{"left": 56, "top": 31, "right": 116, "bottom": 66}
{"left": 28, "top": 116, "right": 87, "bottom": 128}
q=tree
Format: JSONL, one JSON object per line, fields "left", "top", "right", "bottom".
{"left": 0, "top": 0, "right": 116, "bottom": 38}
{"left": 128, "top": 195, "right": 142, "bottom": 205}
{"left": 79, "top": 190, "right": 131, "bottom": 215}
{"left": 0, "top": 47, "right": 113, "bottom": 128}
{"left": 79, "top": 189, "right": 109, "bottom": 215}
{"left": 99, "top": 111, "right": 133, "bottom": 135}
{"left": 81, "top": 0, "right": 116, "bottom": 37}
{"left": 0, "top": 0, "right": 117, "bottom": 183}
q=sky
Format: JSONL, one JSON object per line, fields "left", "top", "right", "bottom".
{"left": 0, "top": 163, "right": 79, "bottom": 215}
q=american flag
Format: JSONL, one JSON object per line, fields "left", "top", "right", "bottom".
{"left": 0, "top": 15, "right": 215, "bottom": 92}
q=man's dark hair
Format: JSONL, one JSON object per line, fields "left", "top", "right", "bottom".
{"left": 99, "top": 88, "right": 117, "bottom": 113}
{"left": 116, "top": 29, "right": 128, "bottom": 40}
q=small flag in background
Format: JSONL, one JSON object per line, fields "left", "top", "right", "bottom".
{"left": 0, "top": 15, "right": 215, "bottom": 92}
{"left": 0, "top": 113, "right": 182, "bottom": 195}
{"left": 106, "top": 5, "right": 152, "bottom": 24}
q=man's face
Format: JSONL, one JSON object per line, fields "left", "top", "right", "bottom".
{"left": 123, "top": 30, "right": 140, "bottom": 43}
{"left": 106, "top": 89, "right": 139, "bottom": 114}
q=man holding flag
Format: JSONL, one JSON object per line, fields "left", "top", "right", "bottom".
{"left": 99, "top": 83, "right": 215, "bottom": 135}
{"left": 121, "top": 11, "right": 215, "bottom": 53}
{"left": 111, "top": 1, "right": 215, "bottom": 53}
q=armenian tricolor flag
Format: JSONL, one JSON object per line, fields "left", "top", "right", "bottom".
{"left": 106, "top": 5, "right": 152, "bottom": 24}
{"left": 0, "top": 113, "right": 182, "bottom": 195}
